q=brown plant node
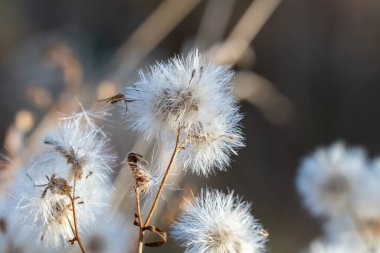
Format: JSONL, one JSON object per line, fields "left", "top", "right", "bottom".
{"left": 34, "top": 174, "right": 72, "bottom": 199}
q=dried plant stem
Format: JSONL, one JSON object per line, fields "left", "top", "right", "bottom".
{"left": 136, "top": 127, "right": 184, "bottom": 253}
{"left": 70, "top": 178, "right": 87, "bottom": 253}
{"left": 137, "top": 231, "right": 144, "bottom": 253}
{"left": 144, "top": 127, "right": 183, "bottom": 227}
{"left": 136, "top": 189, "right": 144, "bottom": 253}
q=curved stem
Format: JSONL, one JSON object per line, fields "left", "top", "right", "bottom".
{"left": 143, "top": 127, "right": 182, "bottom": 227}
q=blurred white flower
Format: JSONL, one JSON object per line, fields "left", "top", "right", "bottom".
{"left": 305, "top": 239, "right": 366, "bottom": 253}
{"left": 124, "top": 50, "right": 243, "bottom": 175}
{"left": 171, "top": 189, "right": 267, "bottom": 253}
{"left": 296, "top": 142, "right": 369, "bottom": 218}
{"left": 306, "top": 233, "right": 380, "bottom": 253}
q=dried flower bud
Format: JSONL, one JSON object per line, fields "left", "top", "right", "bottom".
{"left": 41, "top": 174, "right": 72, "bottom": 199}
{"left": 126, "top": 152, "right": 152, "bottom": 193}
{"left": 44, "top": 140, "right": 84, "bottom": 180}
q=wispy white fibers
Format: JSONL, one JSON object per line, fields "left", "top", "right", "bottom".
{"left": 296, "top": 142, "right": 369, "bottom": 218}
{"left": 171, "top": 189, "right": 267, "bottom": 253}
{"left": 44, "top": 110, "right": 115, "bottom": 186}
{"left": 13, "top": 152, "right": 76, "bottom": 248}
{"left": 12, "top": 109, "right": 115, "bottom": 249}
{"left": 179, "top": 110, "right": 243, "bottom": 176}
{"left": 124, "top": 50, "right": 244, "bottom": 176}
{"left": 0, "top": 181, "right": 54, "bottom": 253}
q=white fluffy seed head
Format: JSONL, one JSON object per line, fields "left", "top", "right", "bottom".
{"left": 124, "top": 50, "right": 244, "bottom": 175}
{"left": 14, "top": 152, "right": 78, "bottom": 247}
{"left": 43, "top": 110, "right": 115, "bottom": 185}
{"left": 12, "top": 110, "right": 114, "bottom": 248}
{"left": 15, "top": 153, "right": 112, "bottom": 248}
{"left": 171, "top": 189, "right": 267, "bottom": 253}
{"left": 178, "top": 109, "right": 244, "bottom": 176}
{"left": 296, "top": 142, "right": 369, "bottom": 218}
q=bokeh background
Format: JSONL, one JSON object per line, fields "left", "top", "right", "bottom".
{"left": 1, "top": 0, "right": 380, "bottom": 252}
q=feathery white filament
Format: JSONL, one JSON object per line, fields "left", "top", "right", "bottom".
{"left": 12, "top": 109, "right": 114, "bottom": 248}
{"left": 171, "top": 189, "right": 267, "bottom": 253}
{"left": 124, "top": 50, "right": 244, "bottom": 175}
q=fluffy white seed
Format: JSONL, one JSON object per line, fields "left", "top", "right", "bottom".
{"left": 171, "top": 189, "right": 267, "bottom": 253}
{"left": 43, "top": 110, "right": 114, "bottom": 185}
{"left": 124, "top": 50, "right": 244, "bottom": 175}
{"left": 11, "top": 110, "right": 114, "bottom": 248}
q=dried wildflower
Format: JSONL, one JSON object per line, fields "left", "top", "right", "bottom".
{"left": 126, "top": 152, "right": 151, "bottom": 193}
{"left": 44, "top": 110, "right": 114, "bottom": 184}
{"left": 123, "top": 50, "right": 243, "bottom": 175}
{"left": 12, "top": 153, "right": 74, "bottom": 247}
{"left": 122, "top": 152, "right": 161, "bottom": 197}
{"left": 296, "top": 142, "right": 369, "bottom": 218}
{"left": 171, "top": 189, "right": 267, "bottom": 253}
{"left": 13, "top": 146, "right": 111, "bottom": 248}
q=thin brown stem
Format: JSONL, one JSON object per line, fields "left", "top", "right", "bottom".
{"left": 143, "top": 127, "right": 183, "bottom": 227}
{"left": 70, "top": 178, "right": 87, "bottom": 253}
{"left": 137, "top": 231, "right": 144, "bottom": 253}
{"left": 136, "top": 188, "right": 144, "bottom": 253}
{"left": 135, "top": 187, "right": 144, "bottom": 253}
{"left": 135, "top": 189, "right": 143, "bottom": 228}
{"left": 135, "top": 127, "right": 186, "bottom": 253}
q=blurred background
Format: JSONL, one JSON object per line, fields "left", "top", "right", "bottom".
{"left": 1, "top": 0, "right": 380, "bottom": 252}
